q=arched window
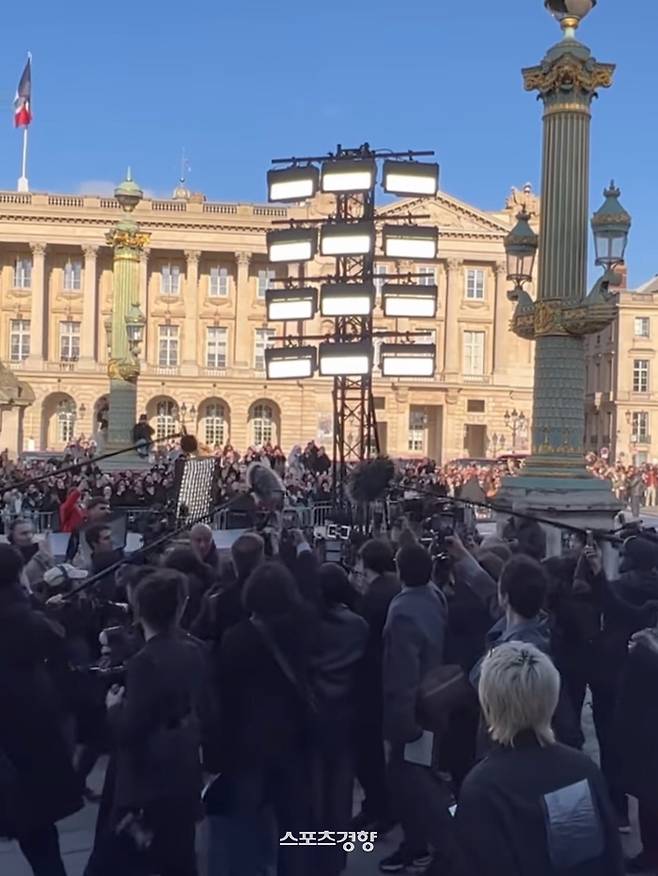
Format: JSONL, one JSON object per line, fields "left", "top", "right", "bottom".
{"left": 204, "top": 403, "right": 226, "bottom": 448}
{"left": 57, "top": 399, "right": 76, "bottom": 444}
{"left": 251, "top": 403, "right": 274, "bottom": 446}
{"left": 155, "top": 400, "right": 176, "bottom": 441}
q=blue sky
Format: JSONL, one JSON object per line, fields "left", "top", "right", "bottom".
{"left": 0, "top": 0, "right": 656, "bottom": 285}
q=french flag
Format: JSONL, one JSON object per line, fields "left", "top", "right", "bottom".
{"left": 14, "top": 56, "right": 32, "bottom": 128}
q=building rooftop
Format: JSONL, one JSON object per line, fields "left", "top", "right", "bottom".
{"left": 635, "top": 274, "right": 658, "bottom": 294}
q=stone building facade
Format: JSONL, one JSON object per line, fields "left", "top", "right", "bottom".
{"left": 0, "top": 183, "right": 537, "bottom": 460}
{"left": 585, "top": 273, "right": 658, "bottom": 465}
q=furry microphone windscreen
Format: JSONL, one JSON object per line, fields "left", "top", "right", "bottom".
{"left": 349, "top": 457, "right": 395, "bottom": 504}
{"left": 180, "top": 433, "right": 199, "bottom": 455}
{"left": 246, "top": 462, "right": 286, "bottom": 504}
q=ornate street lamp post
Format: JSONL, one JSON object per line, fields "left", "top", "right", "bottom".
{"left": 497, "top": 0, "right": 631, "bottom": 550}
{"left": 504, "top": 409, "right": 527, "bottom": 452}
{"left": 104, "top": 170, "right": 149, "bottom": 459}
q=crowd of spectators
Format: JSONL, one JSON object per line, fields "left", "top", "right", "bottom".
{"left": 0, "top": 439, "right": 655, "bottom": 537}
{"left": 2, "top": 479, "right": 658, "bottom": 875}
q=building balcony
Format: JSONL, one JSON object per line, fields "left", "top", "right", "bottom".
{"left": 631, "top": 435, "right": 652, "bottom": 446}
{"left": 462, "top": 374, "right": 492, "bottom": 384}
{"left": 46, "top": 360, "right": 78, "bottom": 373}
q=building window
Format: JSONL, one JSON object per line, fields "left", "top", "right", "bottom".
{"left": 14, "top": 257, "right": 32, "bottom": 289}
{"left": 63, "top": 258, "right": 82, "bottom": 291}
{"left": 633, "top": 359, "right": 649, "bottom": 393}
{"left": 408, "top": 408, "right": 427, "bottom": 453}
{"left": 158, "top": 325, "right": 179, "bottom": 367}
{"left": 209, "top": 266, "right": 230, "bottom": 298}
{"left": 9, "top": 319, "right": 30, "bottom": 362}
{"left": 206, "top": 326, "right": 228, "bottom": 369}
{"left": 634, "top": 317, "right": 650, "bottom": 338}
{"left": 467, "top": 399, "right": 485, "bottom": 413}
{"left": 254, "top": 328, "right": 275, "bottom": 370}
{"left": 161, "top": 264, "right": 181, "bottom": 296}
{"left": 632, "top": 411, "right": 649, "bottom": 443}
{"left": 463, "top": 331, "right": 485, "bottom": 375}
{"left": 155, "top": 400, "right": 176, "bottom": 441}
{"left": 204, "top": 402, "right": 226, "bottom": 447}
{"left": 374, "top": 264, "right": 386, "bottom": 297}
{"left": 418, "top": 266, "right": 436, "bottom": 286}
{"left": 465, "top": 268, "right": 485, "bottom": 300}
{"left": 257, "top": 269, "right": 276, "bottom": 300}
{"left": 57, "top": 401, "right": 76, "bottom": 444}
{"left": 59, "top": 321, "right": 80, "bottom": 362}
{"left": 251, "top": 403, "right": 274, "bottom": 445}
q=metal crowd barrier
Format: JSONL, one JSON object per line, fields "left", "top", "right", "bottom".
{"left": 210, "top": 502, "right": 334, "bottom": 531}
{"left": 1, "top": 510, "right": 54, "bottom": 534}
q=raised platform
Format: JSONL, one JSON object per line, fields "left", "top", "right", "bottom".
{"left": 97, "top": 451, "right": 154, "bottom": 473}
{"left": 495, "top": 473, "right": 622, "bottom": 573}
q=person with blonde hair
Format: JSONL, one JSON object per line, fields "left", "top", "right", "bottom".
{"left": 453, "top": 642, "right": 623, "bottom": 876}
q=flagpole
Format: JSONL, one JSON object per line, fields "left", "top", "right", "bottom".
{"left": 18, "top": 126, "right": 29, "bottom": 193}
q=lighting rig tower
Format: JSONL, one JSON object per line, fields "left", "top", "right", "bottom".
{"left": 264, "top": 145, "right": 439, "bottom": 506}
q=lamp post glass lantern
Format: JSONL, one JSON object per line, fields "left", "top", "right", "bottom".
{"left": 505, "top": 210, "right": 538, "bottom": 285}
{"left": 591, "top": 182, "right": 631, "bottom": 270}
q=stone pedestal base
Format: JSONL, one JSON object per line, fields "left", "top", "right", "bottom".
{"left": 495, "top": 474, "right": 622, "bottom": 575}
{"left": 98, "top": 450, "right": 153, "bottom": 473}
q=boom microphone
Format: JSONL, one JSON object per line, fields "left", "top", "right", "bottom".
{"left": 180, "top": 432, "right": 199, "bottom": 455}
{"left": 246, "top": 461, "right": 286, "bottom": 504}
{"left": 349, "top": 457, "right": 395, "bottom": 504}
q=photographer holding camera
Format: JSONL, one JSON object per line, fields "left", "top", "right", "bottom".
{"left": 90, "top": 569, "right": 213, "bottom": 876}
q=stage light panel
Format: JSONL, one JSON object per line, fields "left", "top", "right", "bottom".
{"left": 266, "top": 227, "right": 317, "bottom": 263}
{"left": 266, "top": 287, "right": 317, "bottom": 321}
{"left": 382, "top": 224, "right": 438, "bottom": 259}
{"left": 320, "top": 221, "right": 375, "bottom": 257}
{"left": 320, "top": 282, "right": 374, "bottom": 317}
{"left": 381, "top": 283, "right": 438, "bottom": 318}
{"left": 265, "top": 345, "right": 317, "bottom": 379}
{"left": 383, "top": 160, "right": 439, "bottom": 197}
{"left": 380, "top": 343, "right": 436, "bottom": 377}
{"left": 268, "top": 165, "right": 319, "bottom": 202}
{"left": 318, "top": 341, "right": 373, "bottom": 376}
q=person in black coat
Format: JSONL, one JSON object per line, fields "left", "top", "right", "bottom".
{"left": 163, "top": 546, "right": 215, "bottom": 629}
{"left": 93, "top": 569, "right": 213, "bottom": 876}
{"left": 351, "top": 539, "right": 400, "bottom": 831}
{"left": 216, "top": 561, "right": 316, "bottom": 876}
{"left": 616, "top": 626, "right": 658, "bottom": 873}
{"left": 311, "top": 564, "right": 368, "bottom": 876}
{"left": 0, "top": 544, "right": 82, "bottom": 876}
{"left": 205, "top": 532, "right": 265, "bottom": 645}
{"left": 454, "top": 641, "right": 623, "bottom": 876}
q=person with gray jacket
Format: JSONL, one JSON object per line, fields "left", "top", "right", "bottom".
{"left": 380, "top": 543, "right": 451, "bottom": 874}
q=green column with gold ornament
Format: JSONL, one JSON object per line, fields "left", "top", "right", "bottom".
{"left": 496, "top": 1, "right": 632, "bottom": 551}
{"left": 105, "top": 170, "right": 149, "bottom": 454}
